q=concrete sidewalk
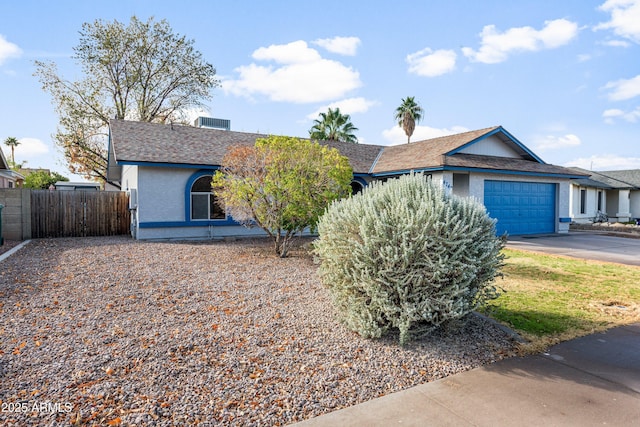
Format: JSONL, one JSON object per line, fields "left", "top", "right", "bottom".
{"left": 293, "top": 323, "right": 640, "bottom": 426}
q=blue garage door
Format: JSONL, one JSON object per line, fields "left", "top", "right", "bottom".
{"left": 484, "top": 180, "right": 556, "bottom": 236}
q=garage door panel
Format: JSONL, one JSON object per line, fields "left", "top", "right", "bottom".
{"left": 484, "top": 180, "right": 556, "bottom": 236}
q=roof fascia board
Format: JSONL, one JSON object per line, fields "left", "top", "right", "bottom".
{"left": 367, "top": 148, "right": 385, "bottom": 174}
{"left": 107, "top": 127, "right": 113, "bottom": 163}
{"left": 118, "top": 160, "right": 219, "bottom": 169}
{"left": 372, "top": 167, "right": 444, "bottom": 177}
{"left": 0, "top": 146, "right": 9, "bottom": 169}
{"left": 442, "top": 165, "right": 584, "bottom": 179}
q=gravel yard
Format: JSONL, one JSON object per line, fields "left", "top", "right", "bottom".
{"left": 0, "top": 236, "right": 517, "bottom": 426}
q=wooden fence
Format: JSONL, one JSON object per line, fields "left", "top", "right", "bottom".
{"left": 31, "top": 190, "right": 130, "bottom": 238}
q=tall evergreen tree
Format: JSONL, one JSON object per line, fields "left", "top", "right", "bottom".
{"left": 394, "top": 97, "right": 424, "bottom": 143}
{"left": 309, "top": 108, "right": 359, "bottom": 143}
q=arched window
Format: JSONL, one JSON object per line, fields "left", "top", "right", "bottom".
{"left": 350, "top": 180, "right": 364, "bottom": 195}
{"left": 190, "top": 176, "right": 225, "bottom": 220}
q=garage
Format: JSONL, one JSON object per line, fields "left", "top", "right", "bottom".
{"left": 484, "top": 180, "right": 556, "bottom": 236}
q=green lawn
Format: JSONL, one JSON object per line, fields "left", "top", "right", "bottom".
{"left": 480, "top": 248, "right": 640, "bottom": 351}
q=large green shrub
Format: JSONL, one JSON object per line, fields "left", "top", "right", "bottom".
{"left": 313, "top": 173, "right": 504, "bottom": 344}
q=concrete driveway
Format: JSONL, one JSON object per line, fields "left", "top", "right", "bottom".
{"left": 506, "top": 231, "right": 640, "bottom": 266}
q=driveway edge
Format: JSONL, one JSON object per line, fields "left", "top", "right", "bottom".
{"left": 0, "top": 240, "right": 30, "bottom": 263}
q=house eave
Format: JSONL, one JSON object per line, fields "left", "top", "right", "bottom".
{"left": 372, "top": 165, "right": 582, "bottom": 179}
{"left": 118, "top": 160, "right": 220, "bottom": 170}
{"left": 441, "top": 165, "right": 584, "bottom": 179}
{"left": 371, "top": 166, "right": 444, "bottom": 177}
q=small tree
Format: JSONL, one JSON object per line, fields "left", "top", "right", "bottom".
{"left": 24, "top": 170, "right": 69, "bottom": 189}
{"left": 213, "top": 136, "right": 352, "bottom": 257}
{"left": 314, "top": 173, "right": 504, "bottom": 344}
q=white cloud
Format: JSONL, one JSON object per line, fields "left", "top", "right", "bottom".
{"left": 406, "top": 48, "right": 457, "bottom": 77}
{"left": 14, "top": 137, "right": 50, "bottom": 157}
{"left": 253, "top": 40, "right": 321, "bottom": 64}
{"left": 601, "top": 39, "right": 632, "bottom": 47}
{"left": 602, "top": 107, "right": 640, "bottom": 123}
{"left": 462, "top": 19, "right": 578, "bottom": 64}
{"left": 223, "top": 40, "right": 361, "bottom": 103}
{"left": 381, "top": 125, "right": 470, "bottom": 146}
{"left": 306, "top": 97, "right": 379, "bottom": 120}
{"left": 564, "top": 154, "right": 640, "bottom": 170}
{"left": 312, "top": 36, "right": 361, "bottom": 56}
{"left": 532, "top": 133, "right": 581, "bottom": 151}
{"left": 603, "top": 108, "right": 625, "bottom": 121}
{"left": 595, "top": 0, "right": 640, "bottom": 44}
{"left": 0, "top": 34, "right": 22, "bottom": 65}
{"left": 603, "top": 74, "right": 640, "bottom": 100}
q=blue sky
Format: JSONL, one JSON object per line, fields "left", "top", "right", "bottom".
{"left": 1, "top": 0, "right": 639, "bottom": 181}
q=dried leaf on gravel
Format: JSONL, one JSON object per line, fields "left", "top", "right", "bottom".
{"left": 0, "top": 236, "right": 517, "bottom": 426}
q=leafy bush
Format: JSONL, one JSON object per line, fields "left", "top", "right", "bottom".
{"left": 212, "top": 136, "right": 352, "bottom": 257}
{"left": 24, "top": 170, "right": 69, "bottom": 189}
{"left": 313, "top": 173, "right": 504, "bottom": 344}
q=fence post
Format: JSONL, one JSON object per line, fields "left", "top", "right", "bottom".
{"left": 0, "top": 203, "right": 4, "bottom": 245}
{"left": 22, "top": 188, "right": 31, "bottom": 240}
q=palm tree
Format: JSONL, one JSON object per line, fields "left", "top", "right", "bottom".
{"left": 3, "top": 136, "right": 20, "bottom": 165}
{"left": 394, "top": 97, "right": 424, "bottom": 143}
{"left": 309, "top": 108, "right": 359, "bottom": 144}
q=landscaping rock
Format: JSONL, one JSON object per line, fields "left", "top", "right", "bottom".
{"left": 0, "top": 236, "right": 517, "bottom": 426}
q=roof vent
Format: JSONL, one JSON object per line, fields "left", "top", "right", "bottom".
{"left": 194, "top": 117, "right": 230, "bottom": 130}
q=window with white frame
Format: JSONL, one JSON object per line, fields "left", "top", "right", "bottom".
{"left": 597, "top": 190, "right": 603, "bottom": 212}
{"left": 579, "top": 189, "right": 586, "bottom": 214}
{"left": 190, "top": 175, "right": 225, "bottom": 220}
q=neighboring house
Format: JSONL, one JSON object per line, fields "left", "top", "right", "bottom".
{"left": 107, "top": 119, "right": 586, "bottom": 240}
{"left": 54, "top": 181, "right": 101, "bottom": 191}
{"left": 569, "top": 167, "right": 640, "bottom": 223}
{"left": 0, "top": 147, "right": 24, "bottom": 188}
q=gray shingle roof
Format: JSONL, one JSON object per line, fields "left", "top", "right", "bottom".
{"left": 596, "top": 170, "right": 640, "bottom": 189}
{"left": 569, "top": 167, "right": 640, "bottom": 189}
{"left": 111, "top": 120, "right": 265, "bottom": 165}
{"left": 109, "top": 120, "right": 587, "bottom": 179}
{"left": 109, "top": 119, "right": 382, "bottom": 174}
